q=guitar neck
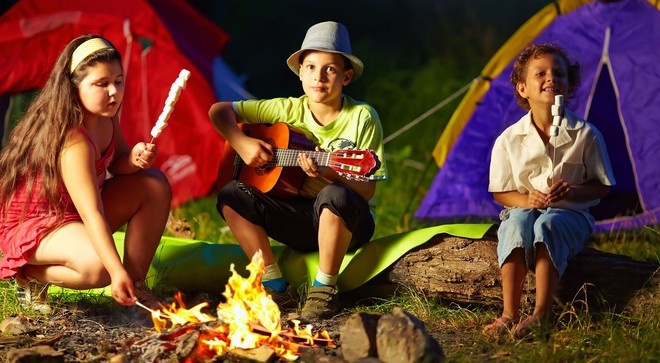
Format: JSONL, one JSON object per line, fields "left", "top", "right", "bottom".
{"left": 266, "top": 149, "right": 330, "bottom": 167}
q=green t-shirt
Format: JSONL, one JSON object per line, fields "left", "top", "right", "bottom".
{"left": 233, "top": 95, "right": 387, "bottom": 180}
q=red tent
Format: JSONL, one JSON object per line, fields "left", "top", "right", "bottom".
{"left": 0, "top": 0, "right": 230, "bottom": 206}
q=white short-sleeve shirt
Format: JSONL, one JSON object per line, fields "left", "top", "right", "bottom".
{"left": 489, "top": 110, "right": 616, "bottom": 215}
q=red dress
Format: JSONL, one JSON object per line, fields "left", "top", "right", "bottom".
{"left": 0, "top": 128, "right": 115, "bottom": 279}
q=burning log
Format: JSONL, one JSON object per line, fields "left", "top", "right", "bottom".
{"left": 380, "top": 230, "right": 660, "bottom": 313}
{"left": 126, "top": 252, "right": 335, "bottom": 362}
{"left": 226, "top": 345, "right": 276, "bottom": 362}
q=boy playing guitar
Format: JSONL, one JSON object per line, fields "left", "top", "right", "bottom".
{"left": 209, "top": 21, "right": 387, "bottom": 320}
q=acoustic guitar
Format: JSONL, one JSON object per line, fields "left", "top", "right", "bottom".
{"left": 216, "top": 123, "right": 381, "bottom": 198}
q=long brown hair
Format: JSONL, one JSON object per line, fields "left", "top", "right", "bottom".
{"left": 0, "top": 34, "right": 122, "bottom": 221}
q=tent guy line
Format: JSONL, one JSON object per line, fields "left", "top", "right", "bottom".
{"left": 416, "top": 0, "right": 660, "bottom": 232}
{"left": 383, "top": 77, "right": 480, "bottom": 145}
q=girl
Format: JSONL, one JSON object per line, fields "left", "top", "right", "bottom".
{"left": 0, "top": 35, "right": 171, "bottom": 312}
{"left": 483, "top": 44, "right": 615, "bottom": 339}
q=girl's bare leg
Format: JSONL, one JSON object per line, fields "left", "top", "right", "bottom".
{"left": 27, "top": 222, "right": 110, "bottom": 289}
{"left": 102, "top": 168, "right": 171, "bottom": 281}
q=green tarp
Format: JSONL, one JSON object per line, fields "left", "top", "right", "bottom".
{"left": 51, "top": 223, "right": 494, "bottom": 297}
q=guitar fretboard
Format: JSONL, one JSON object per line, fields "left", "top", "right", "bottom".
{"left": 233, "top": 149, "right": 330, "bottom": 168}
{"left": 266, "top": 149, "right": 330, "bottom": 167}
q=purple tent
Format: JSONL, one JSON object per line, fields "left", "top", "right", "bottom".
{"left": 416, "top": 0, "right": 660, "bottom": 232}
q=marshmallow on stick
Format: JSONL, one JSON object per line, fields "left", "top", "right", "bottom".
{"left": 550, "top": 94, "right": 564, "bottom": 183}
{"left": 550, "top": 94, "right": 564, "bottom": 137}
{"left": 149, "top": 69, "right": 191, "bottom": 142}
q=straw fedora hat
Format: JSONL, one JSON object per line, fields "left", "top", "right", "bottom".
{"left": 286, "top": 21, "right": 364, "bottom": 80}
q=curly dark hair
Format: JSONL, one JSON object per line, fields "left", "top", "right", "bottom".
{"left": 510, "top": 43, "right": 580, "bottom": 110}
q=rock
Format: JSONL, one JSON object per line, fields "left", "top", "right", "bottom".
{"left": 375, "top": 308, "right": 445, "bottom": 363}
{"left": 339, "top": 312, "right": 381, "bottom": 361}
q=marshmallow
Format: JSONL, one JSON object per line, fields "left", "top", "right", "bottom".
{"left": 150, "top": 126, "right": 163, "bottom": 138}
{"left": 156, "top": 116, "right": 169, "bottom": 127}
{"left": 168, "top": 87, "right": 181, "bottom": 99}
{"left": 174, "top": 78, "right": 187, "bottom": 89}
{"left": 179, "top": 69, "right": 191, "bottom": 81}
{"left": 165, "top": 93, "right": 180, "bottom": 106}
{"left": 552, "top": 95, "right": 564, "bottom": 118}
{"left": 150, "top": 69, "right": 190, "bottom": 140}
{"left": 551, "top": 104, "right": 562, "bottom": 116}
{"left": 157, "top": 112, "right": 169, "bottom": 122}
{"left": 162, "top": 105, "right": 173, "bottom": 117}
{"left": 550, "top": 124, "right": 560, "bottom": 137}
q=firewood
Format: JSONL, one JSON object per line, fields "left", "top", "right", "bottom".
{"left": 226, "top": 345, "right": 275, "bottom": 362}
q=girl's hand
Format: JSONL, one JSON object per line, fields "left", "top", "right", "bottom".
{"left": 527, "top": 189, "right": 548, "bottom": 209}
{"left": 110, "top": 271, "right": 137, "bottom": 306}
{"left": 132, "top": 142, "right": 157, "bottom": 169}
{"left": 546, "top": 179, "right": 571, "bottom": 204}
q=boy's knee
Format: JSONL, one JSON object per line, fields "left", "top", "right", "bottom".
{"left": 216, "top": 181, "right": 248, "bottom": 216}
{"left": 317, "top": 182, "right": 346, "bottom": 197}
{"left": 315, "top": 183, "right": 357, "bottom": 209}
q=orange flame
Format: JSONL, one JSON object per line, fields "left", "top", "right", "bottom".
{"left": 141, "top": 251, "right": 334, "bottom": 361}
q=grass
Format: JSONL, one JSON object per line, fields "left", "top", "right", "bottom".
{"left": 162, "top": 154, "right": 659, "bottom": 362}
{"left": 1, "top": 152, "right": 659, "bottom": 362}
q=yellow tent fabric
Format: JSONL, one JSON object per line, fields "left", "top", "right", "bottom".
{"left": 430, "top": 0, "right": 660, "bottom": 167}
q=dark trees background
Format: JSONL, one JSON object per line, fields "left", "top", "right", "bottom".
{"left": 188, "top": 0, "right": 547, "bottom": 152}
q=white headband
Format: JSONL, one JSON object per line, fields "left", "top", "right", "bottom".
{"left": 70, "top": 38, "right": 112, "bottom": 74}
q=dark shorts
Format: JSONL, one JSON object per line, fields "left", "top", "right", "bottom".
{"left": 216, "top": 181, "right": 375, "bottom": 252}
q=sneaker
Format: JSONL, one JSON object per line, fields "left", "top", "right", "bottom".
{"left": 300, "top": 285, "right": 339, "bottom": 320}
{"left": 16, "top": 278, "right": 52, "bottom": 314}
{"left": 482, "top": 316, "right": 514, "bottom": 341}
{"left": 265, "top": 283, "right": 298, "bottom": 311}
{"left": 133, "top": 280, "right": 165, "bottom": 310}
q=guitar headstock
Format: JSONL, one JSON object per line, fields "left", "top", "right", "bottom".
{"left": 328, "top": 149, "right": 381, "bottom": 181}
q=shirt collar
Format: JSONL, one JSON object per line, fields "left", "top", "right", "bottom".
{"left": 512, "top": 109, "right": 585, "bottom": 136}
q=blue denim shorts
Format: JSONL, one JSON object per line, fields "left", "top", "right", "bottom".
{"left": 497, "top": 208, "right": 591, "bottom": 276}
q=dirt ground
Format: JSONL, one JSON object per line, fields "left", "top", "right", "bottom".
{"left": 0, "top": 290, "right": 475, "bottom": 362}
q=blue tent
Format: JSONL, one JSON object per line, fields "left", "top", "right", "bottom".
{"left": 416, "top": 0, "right": 660, "bottom": 232}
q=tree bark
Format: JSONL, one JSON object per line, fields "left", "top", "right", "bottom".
{"left": 383, "top": 228, "right": 659, "bottom": 313}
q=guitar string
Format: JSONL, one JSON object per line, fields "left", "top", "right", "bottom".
{"left": 227, "top": 148, "right": 372, "bottom": 175}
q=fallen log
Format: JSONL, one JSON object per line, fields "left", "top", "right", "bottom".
{"left": 380, "top": 227, "right": 659, "bottom": 313}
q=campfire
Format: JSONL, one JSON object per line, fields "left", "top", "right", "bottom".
{"left": 132, "top": 252, "right": 335, "bottom": 362}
